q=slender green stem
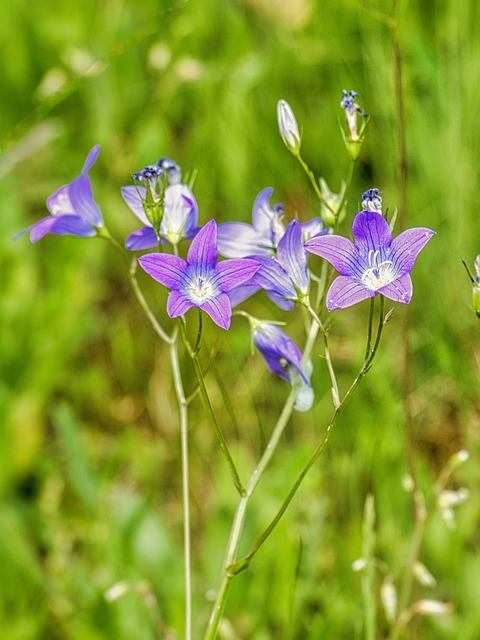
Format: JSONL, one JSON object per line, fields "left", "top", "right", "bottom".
{"left": 334, "top": 158, "right": 356, "bottom": 232}
{"left": 362, "top": 495, "right": 377, "bottom": 640}
{"left": 296, "top": 154, "right": 335, "bottom": 214}
{"left": 169, "top": 329, "right": 192, "bottom": 640}
{"left": 102, "top": 228, "right": 173, "bottom": 345}
{"left": 179, "top": 318, "right": 245, "bottom": 497}
{"left": 203, "top": 319, "right": 321, "bottom": 640}
{"left": 234, "top": 297, "right": 386, "bottom": 571}
{"left": 306, "top": 304, "right": 340, "bottom": 408}
{"left": 129, "top": 259, "right": 173, "bottom": 344}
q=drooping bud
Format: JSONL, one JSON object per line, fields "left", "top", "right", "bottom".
{"left": 277, "top": 99, "right": 301, "bottom": 155}
{"left": 462, "top": 256, "right": 480, "bottom": 317}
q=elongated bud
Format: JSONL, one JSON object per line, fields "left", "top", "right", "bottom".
{"left": 340, "top": 89, "right": 368, "bottom": 160}
{"left": 381, "top": 577, "right": 397, "bottom": 623}
{"left": 413, "top": 599, "right": 453, "bottom": 616}
{"left": 413, "top": 561, "right": 437, "bottom": 588}
{"left": 277, "top": 99, "right": 301, "bottom": 155}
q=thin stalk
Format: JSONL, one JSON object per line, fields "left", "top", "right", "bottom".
{"left": 204, "top": 298, "right": 386, "bottom": 639}
{"left": 334, "top": 158, "right": 356, "bottom": 232}
{"left": 203, "top": 318, "right": 320, "bottom": 640}
{"left": 129, "top": 259, "right": 173, "bottom": 344}
{"left": 306, "top": 304, "right": 340, "bottom": 408}
{"left": 362, "top": 495, "right": 377, "bottom": 640}
{"left": 101, "top": 228, "right": 172, "bottom": 344}
{"left": 179, "top": 318, "right": 245, "bottom": 497}
{"left": 296, "top": 154, "right": 335, "bottom": 214}
{"left": 235, "top": 297, "right": 385, "bottom": 570}
{"left": 169, "top": 329, "right": 192, "bottom": 640}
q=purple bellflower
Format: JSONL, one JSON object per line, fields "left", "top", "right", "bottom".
{"left": 305, "top": 209, "right": 435, "bottom": 310}
{"left": 253, "top": 322, "right": 313, "bottom": 412}
{"left": 253, "top": 322, "right": 309, "bottom": 384}
{"left": 123, "top": 157, "right": 199, "bottom": 250}
{"left": 16, "top": 146, "right": 103, "bottom": 242}
{"left": 250, "top": 219, "right": 312, "bottom": 310}
{"left": 217, "top": 187, "right": 324, "bottom": 259}
{"left": 138, "top": 220, "right": 260, "bottom": 330}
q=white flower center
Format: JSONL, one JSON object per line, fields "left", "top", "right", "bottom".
{"left": 361, "top": 249, "right": 397, "bottom": 291}
{"left": 185, "top": 275, "right": 217, "bottom": 304}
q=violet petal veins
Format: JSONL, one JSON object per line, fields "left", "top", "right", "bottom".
{"left": 305, "top": 210, "right": 435, "bottom": 310}
{"left": 138, "top": 220, "right": 260, "bottom": 329}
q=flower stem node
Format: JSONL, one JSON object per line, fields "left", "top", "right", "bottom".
{"left": 277, "top": 99, "right": 301, "bottom": 156}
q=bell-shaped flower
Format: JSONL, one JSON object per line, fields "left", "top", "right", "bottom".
{"left": 253, "top": 322, "right": 313, "bottom": 412}
{"left": 138, "top": 220, "right": 260, "bottom": 330}
{"left": 305, "top": 209, "right": 435, "bottom": 310}
{"left": 217, "top": 187, "right": 324, "bottom": 259}
{"left": 250, "top": 220, "right": 311, "bottom": 310}
{"left": 123, "top": 183, "right": 199, "bottom": 250}
{"left": 15, "top": 146, "right": 103, "bottom": 242}
{"left": 253, "top": 322, "right": 309, "bottom": 383}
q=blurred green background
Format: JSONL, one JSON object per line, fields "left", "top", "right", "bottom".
{"left": 1, "top": 0, "right": 479, "bottom": 638}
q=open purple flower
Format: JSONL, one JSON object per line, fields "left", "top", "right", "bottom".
{"left": 217, "top": 187, "right": 324, "bottom": 259}
{"left": 250, "top": 219, "right": 310, "bottom": 310}
{"left": 253, "top": 322, "right": 309, "bottom": 384}
{"left": 138, "top": 220, "right": 260, "bottom": 329}
{"left": 305, "top": 210, "right": 435, "bottom": 310}
{"left": 15, "top": 146, "right": 103, "bottom": 242}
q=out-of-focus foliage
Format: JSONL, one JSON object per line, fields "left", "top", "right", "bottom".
{"left": 1, "top": 0, "right": 480, "bottom": 638}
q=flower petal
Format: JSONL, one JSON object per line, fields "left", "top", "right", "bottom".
{"left": 187, "top": 220, "right": 218, "bottom": 273}
{"left": 17, "top": 214, "right": 96, "bottom": 242}
{"left": 378, "top": 273, "right": 413, "bottom": 304}
{"left": 352, "top": 210, "right": 392, "bottom": 253}
{"left": 160, "top": 184, "right": 198, "bottom": 238}
{"left": 389, "top": 227, "right": 435, "bottom": 275}
{"left": 227, "top": 284, "right": 261, "bottom": 307}
{"left": 81, "top": 145, "right": 101, "bottom": 173}
{"left": 326, "top": 275, "right": 375, "bottom": 310}
{"left": 305, "top": 234, "right": 360, "bottom": 276}
{"left": 167, "top": 290, "right": 195, "bottom": 317}
{"left": 200, "top": 292, "right": 232, "bottom": 329}
{"left": 250, "top": 256, "right": 297, "bottom": 299}
{"left": 300, "top": 217, "right": 325, "bottom": 241}
{"left": 217, "top": 222, "right": 272, "bottom": 258}
{"left": 276, "top": 220, "right": 309, "bottom": 293}
{"left": 69, "top": 174, "right": 103, "bottom": 225}
{"left": 253, "top": 323, "right": 309, "bottom": 384}
{"left": 138, "top": 253, "right": 187, "bottom": 289}
{"left": 121, "top": 186, "right": 150, "bottom": 226}
{"left": 125, "top": 226, "right": 159, "bottom": 250}
{"left": 252, "top": 187, "right": 275, "bottom": 234}
{"left": 214, "top": 258, "right": 260, "bottom": 292}
{"left": 47, "top": 184, "right": 75, "bottom": 216}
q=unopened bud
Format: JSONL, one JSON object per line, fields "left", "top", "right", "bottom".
{"left": 413, "top": 562, "right": 437, "bottom": 588}
{"left": 402, "top": 474, "right": 415, "bottom": 493}
{"left": 438, "top": 488, "right": 469, "bottom": 509}
{"left": 381, "top": 577, "right": 397, "bottom": 623}
{"left": 352, "top": 557, "right": 367, "bottom": 572}
{"left": 105, "top": 581, "right": 129, "bottom": 602}
{"left": 277, "top": 99, "right": 301, "bottom": 154}
{"left": 413, "top": 599, "right": 453, "bottom": 616}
